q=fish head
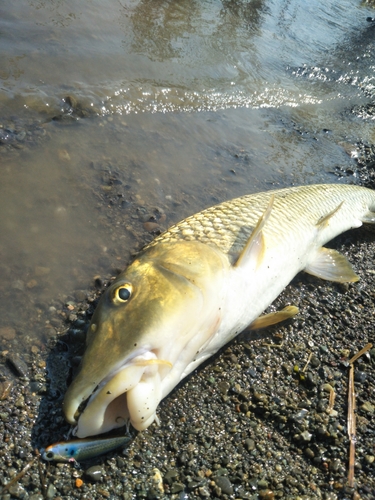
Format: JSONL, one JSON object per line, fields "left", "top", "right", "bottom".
{"left": 63, "top": 240, "right": 230, "bottom": 437}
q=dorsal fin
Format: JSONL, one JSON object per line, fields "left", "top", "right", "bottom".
{"left": 317, "top": 201, "right": 344, "bottom": 228}
{"left": 234, "top": 195, "right": 274, "bottom": 269}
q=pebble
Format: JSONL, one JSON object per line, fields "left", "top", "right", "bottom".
{"left": 355, "top": 371, "right": 367, "bottom": 383}
{"left": 143, "top": 222, "right": 160, "bottom": 232}
{"left": 26, "top": 279, "right": 38, "bottom": 289}
{"left": 213, "top": 476, "right": 233, "bottom": 495}
{"left": 0, "top": 326, "right": 16, "bottom": 340}
{"left": 34, "top": 266, "right": 50, "bottom": 276}
{"left": 85, "top": 465, "right": 104, "bottom": 481}
{"left": 6, "top": 354, "right": 28, "bottom": 377}
{"left": 8, "top": 483, "right": 26, "bottom": 498}
{"left": 46, "top": 484, "right": 57, "bottom": 499}
{"left": 170, "top": 482, "right": 185, "bottom": 493}
{"left": 217, "top": 381, "right": 230, "bottom": 395}
{"left": 259, "top": 490, "right": 275, "bottom": 500}
{"left": 151, "top": 468, "right": 164, "bottom": 494}
{"left": 164, "top": 469, "right": 178, "bottom": 484}
{"left": 198, "top": 486, "right": 210, "bottom": 497}
{"left": 361, "top": 401, "right": 375, "bottom": 414}
{"left": 300, "top": 430, "right": 312, "bottom": 442}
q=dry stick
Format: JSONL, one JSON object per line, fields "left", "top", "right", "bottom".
{"left": 36, "top": 450, "right": 48, "bottom": 498}
{"left": 347, "top": 342, "right": 372, "bottom": 488}
{"left": 1, "top": 456, "right": 37, "bottom": 493}
{"left": 349, "top": 343, "right": 372, "bottom": 364}
{"left": 302, "top": 351, "right": 313, "bottom": 372}
{"left": 347, "top": 363, "right": 356, "bottom": 488}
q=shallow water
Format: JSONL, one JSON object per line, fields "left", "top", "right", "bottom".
{"left": 1, "top": 0, "right": 375, "bottom": 344}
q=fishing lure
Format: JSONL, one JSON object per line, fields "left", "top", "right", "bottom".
{"left": 42, "top": 434, "right": 133, "bottom": 462}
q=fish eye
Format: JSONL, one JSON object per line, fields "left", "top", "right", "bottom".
{"left": 45, "top": 451, "right": 54, "bottom": 460}
{"left": 114, "top": 284, "right": 132, "bottom": 303}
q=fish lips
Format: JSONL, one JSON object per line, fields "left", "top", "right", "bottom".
{"left": 64, "top": 352, "right": 166, "bottom": 438}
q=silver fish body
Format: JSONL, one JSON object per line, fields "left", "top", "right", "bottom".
{"left": 63, "top": 184, "right": 375, "bottom": 438}
{"left": 42, "top": 435, "right": 133, "bottom": 462}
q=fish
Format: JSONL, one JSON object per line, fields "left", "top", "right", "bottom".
{"left": 42, "top": 434, "right": 133, "bottom": 462}
{"left": 63, "top": 184, "right": 375, "bottom": 438}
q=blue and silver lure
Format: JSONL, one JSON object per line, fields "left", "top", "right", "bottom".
{"left": 42, "top": 434, "right": 133, "bottom": 462}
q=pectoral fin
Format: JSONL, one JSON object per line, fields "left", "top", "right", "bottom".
{"left": 304, "top": 247, "right": 359, "bottom": 283}
{"left": 234, "top": 195, "right": 274, "bottom": 269}
{"left": 248, "top": 305, "right": 299, "bottom": 330}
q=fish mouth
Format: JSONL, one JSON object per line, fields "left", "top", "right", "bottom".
{"left": 69, "top": 352, "right": 171, "bottom": 438}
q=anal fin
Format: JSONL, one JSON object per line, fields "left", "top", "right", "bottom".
{"left": 362, "top": 211, "right": 375, "bottom": 224}
{"left": 248, "top": 305, "right": 299, "bottom": 330}
{"left": 304, "top": 247, "right": 359, "bottom": 283}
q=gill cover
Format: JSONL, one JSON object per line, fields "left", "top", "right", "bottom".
{"left": 63, "top": 240, "right": 230, "bottom": 437}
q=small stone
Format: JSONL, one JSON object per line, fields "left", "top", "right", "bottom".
{"left": 8, "top": 483, "right": 26, "bottom": 498}
{"left": 217, "top": 381, "right": 230, "bottom": 395}
{"left": 6, "top": 354, "right": 28, "bottom": 377}
{"left": 354, "top": 371, "right": 367, "bottom": 383}
{"left": 46, "top": 484, "right": 57, "bottom": 499}
{"left": 143, "top": 222, "right": 160, "bottom": 232}
{"left": 27, "top": 279, "right": 38, "bottom": 289}
{"left": 281, "top": 363, "right": 292, "bottom": 375}
{"left": 361, "top": 401, "right": 374, "bottom": 414}
{"left": 214, "top": 476, "right": 233, "bottom": 495}
{"left": 15, "top": 395, "right": 25, "bottom": 408}
{"left": 0, "top": 326, "right": 16, "bottom": 340}
{"left": 300, "top": 430, "right": 312, "bottom": 442}
{"left": 253, "top": 392, "right": 268, "bottom": 403}
{"left": 258, "top": 479, "right": 269, "bottom": 488}
{"left": 12, "top": 280, "right": 25, "bottom": 291}
{"left": 164, "top": 470, "right": 178, "bottom": 484}
{"left": 171, "top": 483, "right": 185, "bottom": 494}
{"left": 310, "top": 355, "right": 320, "bottom": 368}
{"left": 244, "top": 438, "right": 255, "bottom": 451}
{"left": 259, "top": 490, "right": 275, "bottom": 500}
{"left": 85, "top": 465, "right": 104, "bottom": 482}
{"left": 58, "top": 149, "right": 71, "bottom": 161}
{"left": 329, "top": 458, "right": 342, "bottom": 472}
{"left": 74, "top": 290, "right": 86, "bottom": 302}
{"left": 365, "top": 455, "right": 375, "bottom": 464}
{"left": 151, "top": 468, "right": 164, "bottom": 494}
{"left": 34, "top": 266, "right": 50, "bottom": 276}
{"left": 198, "top": 486, "right": 210, "bottom": 497}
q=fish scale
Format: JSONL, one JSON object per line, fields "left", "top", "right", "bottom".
{"left": 145, "top": 184, "right": 375, "bottom": 258}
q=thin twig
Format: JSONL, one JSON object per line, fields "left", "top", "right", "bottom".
{"left": 36, "top": 449, "right": 48, "bottom": 498}
{"left": 1, "top": 456, "right": 37, "bottom": 493}
{"left": 347, "top": 363, "right": 356, "bottom": 488}
{"left": 346, "top": 343, "right": 372, "bottom": 487}
{"left": 322, "top": 383, "right": 336, "bottom": 414}
{"left": 349, "top": 343, "right": 372, "bottom": 364}
{"left": 302, "top": 352, "right": 313, "bottom": 372}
